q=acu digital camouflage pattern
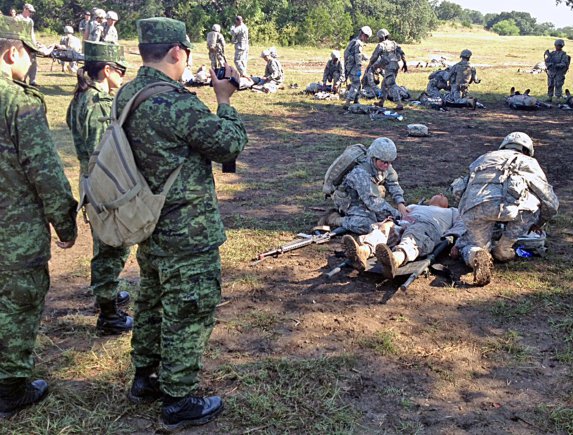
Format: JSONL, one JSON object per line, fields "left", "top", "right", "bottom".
{"left": 544, "top": 49, "right": 570, "bottom": 98}
{"left": 115, "top": 62, "right": 246, "bottom": 395}
{"left": 333, "top": 160, "right": 405, "bottom": 234}
{"left": 369, "top": 39, "right": 406, "bottom": 103}
{"left": 444, "top": 59, "right": 479, "bottom": 105}
{"left": 0, "top": 15, "right": 38, "bottom": 52}
{"left": 66, "top": 82, "right": 129, "bottom": 305}
{"left": 323, "top": 58, "right": 344, "bottom": 88}
{"left": 83, "top": 40, "right": 126, "bottom": 67}
{"left": 264, "top": 57, "right": 284, "bottom": 84}
{"left": 231, "top": 23, "right": 249, "bottom": 75}
{"left": 206, "top": 30, "right": 226, "bottom": 69}
{"left": 343, "top": 37, "right": 365, "bottom": 103}
{"left": 137, "top": 17, "right": 192, "bottom": 48}
{"left": 132, "top": 249, "right": 221, "bottom": 396}
{"left": 0, "top": 67, "right": 77, "bottom": 383}
{"left": 455, "top": 149, "right": 559, "bottom": 264}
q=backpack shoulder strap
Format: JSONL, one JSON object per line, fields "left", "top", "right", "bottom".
{"left": 112, "top": 81, "right": 180, "bottom": 125}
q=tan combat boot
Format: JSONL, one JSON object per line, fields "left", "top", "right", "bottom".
{"left": 469, "top": 249, "right": 493, "bottom": 286}
{"left": 342, "top": 235, "right": 370, "bottom": 271}
{"left": 375, "top": 243, "right": 399, "bottom": 279}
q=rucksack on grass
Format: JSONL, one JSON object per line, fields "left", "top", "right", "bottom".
{"left": 79, "top": 82, "right": 182, "bottom": 248}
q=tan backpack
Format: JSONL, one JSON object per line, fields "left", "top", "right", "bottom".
{"left": 79, "top": 82, "right": 182, "bottom": 248}
{"left": 322, "top": 144, "right": 368, "bottom": 197}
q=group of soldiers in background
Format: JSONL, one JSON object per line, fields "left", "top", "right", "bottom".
{"left": 80, "top": 8, "right": 119, "bottom": 44}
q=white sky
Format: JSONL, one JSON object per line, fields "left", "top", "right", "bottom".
{"left": 450, "top": 0, "right": 573, "bottom": 28}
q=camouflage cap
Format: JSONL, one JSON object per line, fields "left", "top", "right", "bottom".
{"left": 137, "top": 17, "right": 192, "bottom": 49}
{"left": 83, "top": 41, "right": 127, "bottom": 69}
{"left": 0, "top": 16, "right": 39, "bottom": 53}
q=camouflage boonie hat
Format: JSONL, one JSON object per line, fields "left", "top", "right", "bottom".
{"left": 137, "top": 17, "right": 192, "bottom": 48}
{"left": 0, "top": 16, "right": 39, "bottom": 53}
{"left": 84, "top": 41, "right": 127, "bottom": 69}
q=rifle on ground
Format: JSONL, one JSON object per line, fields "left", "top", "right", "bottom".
{"left": 252, "top": 226, "right": 346, "bottom": 265}
{"left": 399, "top": 237, "right": 453, "bottom": 292}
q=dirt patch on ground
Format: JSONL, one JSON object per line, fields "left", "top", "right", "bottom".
{"left": 42, "top": 94, "right": 573, "bottom": 433}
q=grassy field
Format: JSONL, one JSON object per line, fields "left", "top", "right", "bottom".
{"left": 2, "top": 26, "right": 573, "bottom": 434}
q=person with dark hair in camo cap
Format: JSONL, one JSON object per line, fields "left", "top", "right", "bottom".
{"left": 0, "top": 16, "right": 77, "bottom": 418}
{"left": 116, "top": 17, "right": 247, "bottom": 430}
{"left": 66, "top": 41, "right": 133, "bottom": 336}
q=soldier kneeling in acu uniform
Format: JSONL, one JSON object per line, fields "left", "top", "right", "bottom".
{"left": 444, "top": 49, "right": 480, "bottom": 109}
{"left": 452, "top": 132, "right": 559, "bottom": 286}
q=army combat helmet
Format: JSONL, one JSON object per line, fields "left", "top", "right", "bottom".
{"left": 377, "top": 28, "right": 390, "bottom": 39}
{"left": 460, "top": 49, "right": 472, "bottom": 59}
{"left": 367, "top": 137, "right": 397, "bottom": 162}
{"left": 360, "top": 26, "right": 372, "bottom": 38}
{"left": 555, "top": 39, "right": 565, "bottom": 47}
{"left": 499, "top": 132, "right": 534, "bottom": 157}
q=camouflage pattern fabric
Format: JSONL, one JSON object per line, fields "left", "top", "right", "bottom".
{"left": 137, "top": 17, "right": 192, "bottom": 48}
{"left": 0, "top": 74, "right": 77, "bottom": 271}
{"left": 455, "top": 149, "right": 559, "bottom": 264}
{"left": 115, "top": 63, "right": 247, "bottom": 395}
{"left": 369, "top": 39, "right": 405, "bottom": 103}
{"left": 0, "top": 72, "right": 77, "bottom": 385}
{"left": 231, "top": 23, "right": 249, "bottom": 74}
{"left": 206, "top": 31, "right": 226, "bottom": 69}
{"left": 88, "top": 20, "right": 104, "bottom": 42}
{"left": 83, "top": 41, "right": 126, "bottom": 68}
{"left": 457, "top": 203, "right": 539, "bottom": 264}
{"left": 79, "top": 18, "right": 88, "bottom": 35}
{"left": 426, "top": 69, "right": 450, "bottom": 98}
{"left": 66, "top": 83, "right": 129, "bottom": 305}
{"left": 264, "top": 58, "right": 284, "bottom": 84}
{"left": 545, "top": 50, "right": 570, "bottom": 98}
{"left": 333, "top": 160, "right": 405, "bottom": 234}
{"left": 132, "top": 249, "right": 221, "bottom": 396}
{"left": 0, "top": 266, "right": 49, "bottom": 383}
{"left": 445, "top": 59, "right": 479, "bottom": 104}
{"left": 102, "top": 24, "right": 118, "bottom": 44}
{"left": 344, "top": 38, "right": 367, "bottom": 101}
{"left": 323, "top": 59, "right": 344, "bottom": 88}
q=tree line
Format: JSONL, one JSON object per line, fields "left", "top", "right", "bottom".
{"left": 433, "top": 0, "right": 573, "bottom": 39}
{"left": 1, "top": 0, "right": 438, "bottom": 46}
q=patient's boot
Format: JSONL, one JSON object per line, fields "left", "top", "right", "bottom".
{"left": 469, "top": 248, "right": 493, "bottom": 286}
{"left": 342, "top": 235, "right": 370, "bottom": 271}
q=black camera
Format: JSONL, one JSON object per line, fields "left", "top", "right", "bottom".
{"left": 214, "top": 67, "right": 226, "bottom": 80}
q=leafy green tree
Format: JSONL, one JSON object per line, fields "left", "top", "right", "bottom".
{"left": 485, "top": 11, "right": 537, "bottom": 35}
{"left": 492, "top": 19, "right": 520, "bottom": 36}
{"left": 434, "top": 0, "right": 463, "bottom": 21}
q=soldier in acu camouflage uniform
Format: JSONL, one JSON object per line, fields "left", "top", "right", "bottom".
{"left": 0, "top": 16, "right": 77, "bottom": 418}
{"left": 444, "top": 49, "right": 480, "bottom": 108}
{"left": 544, "top": 39, "right": 570, "bottom": 103}
{"left": 85, "top": 8, "right": 105, "bottom": 42}
{"left": 452, "top": 132, "right": 559, "bottom": 286}
{"left": 260, "top": 48, "right": 284, "bottom": 85}
{"left": 331, "top": 138, "right": 409, "bottom": 235}
{"left": 323, "top": 50, "right": 344, "bottom": 93}
{"left": 206, "top": 24, "right": 226, "bottom": 69}
{"left": 343, "top": 26, "right": 371, "bottom": 108}
{"left": 102, "top": 11, "right": 119, "bottom": 44}
{"left": 118, "top": 18, "right": 247, "bottom": 431}
{"left": 425, "top": 67, "right": 450, "bottom": 98}
{"left": 66, "top": 41, "right": 133, "bottom": 335}
{"left": 368, "top": 29, "right": 407, "bottom": 110}
{"left": 230, "top": 15, "right": 249, "bottom": 76}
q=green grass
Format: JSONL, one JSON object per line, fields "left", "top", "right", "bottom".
{"left": 357, "top": 330, "right": 398, "bottom": 356}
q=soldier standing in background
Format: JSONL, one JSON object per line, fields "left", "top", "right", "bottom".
{"left": 79, "top": 10, "right": 90, "bottom": 39}
{"left": 117, "top": 17, "right": 248, "bottom": 430}
{"left": 85, "top": 8, "right": 105, "bottom": 41}
{"left": 14, "top": 3, "right": 37, "bottom": 85}
{"left": 544, "top": 39, "right": 570, "bottom": 103}
{"left": 323, "top": 50, "right": 344, "bottom": 93}
{"left": 102, "top": 11, "right": 119, "bottom": 44}
{"left": 230, "top": 15, "right": 249, "bottom": 76}
{"left": 0, "top": 16, "right": 77, "bottom": 418}
{"left": 368, "top": 28, "right": 407, "bottom": 110}
{"left": 56, "top": 25, "right": 81, "bottom": 72}
{"left": 206, "top": 24, "right": 226, "bottom": 69}
{"left": 343, "top": 25, "right": 372, "bottom": 109}
{"left": 66, "top": 41, "right": 133, "bottom": 335}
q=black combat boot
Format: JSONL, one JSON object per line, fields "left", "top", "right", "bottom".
{"left": 116, "top": 290, "right": 130, "bottom": 307}
{"left": 160, "top": 394, "right": 223, "bottom": 431}
{"left": 96, "top": 301, "right": 133, "bottom": 335}
{"left": 128, "top": 366, "right": 161, "bottom": 404}
{"left": 0, "top": 379, "right": 49, "bottom": 418}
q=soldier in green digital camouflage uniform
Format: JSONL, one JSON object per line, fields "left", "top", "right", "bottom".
{"left": 544, "top": 39, "right": 570, "bottom": 103}
{"left": 66, "top": 41, "right": 133, "bottom": 335}
{"left": 0, "top": 16, "right": 77, "bottom": 418}
{"left": 116, "top": 18, "right": 247, "bottom": 431}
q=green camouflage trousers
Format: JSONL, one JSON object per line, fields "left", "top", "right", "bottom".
{"left": 131, "top": 248, "right": 221, "bottom": 397}
{"left": 91, "top": 232, "right": 130, "bottom": 304}
{"left": 0, "top": 266, "right": 49, "bottom": 384}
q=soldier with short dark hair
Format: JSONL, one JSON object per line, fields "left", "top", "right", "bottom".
{"left": 117, "top": 17, "right": 247, "bottom": 430}
{"left": 0, "top": 16, "right": 77, "bottom": 418}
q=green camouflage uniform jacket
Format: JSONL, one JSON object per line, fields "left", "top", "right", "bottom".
{"left": 66, "top": 82, "right": 113, "bottom": 176}
{"left": 0, "top": 73, "right": 77, "bottom": 270}
{"left": 115, "top": 66, "right": 248, "bottom": 256}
